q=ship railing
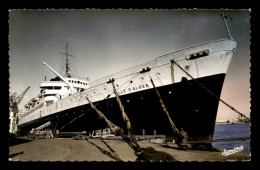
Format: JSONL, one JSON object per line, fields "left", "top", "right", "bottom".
{"left": 89, "top": 38, "right": 233, "bottom": 88}
{"left": 19, "top": 56, "right": 168, "bottom": 123}
{"left": 68, "top": 75, "right": 89, "bottom": 82}
{"left": 88, "top": 51, "right": 178, "bottom": 88}
{"left": 89, "top": 59, "right": 158, "bottom": 87}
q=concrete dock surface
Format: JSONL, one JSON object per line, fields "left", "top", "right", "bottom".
{"left": 9, "top": 137, "right": 250, "bottom": 162}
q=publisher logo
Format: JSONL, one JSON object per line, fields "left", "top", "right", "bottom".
{"left": 222, "top": 145, "right": 244, "bottom": 156}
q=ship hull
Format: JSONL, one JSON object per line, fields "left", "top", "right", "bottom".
{"left": 18, "top": 73, "right": 225, "bottom": 141}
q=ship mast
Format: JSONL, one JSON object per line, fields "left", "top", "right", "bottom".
{"left": 65, "top": 43, "right": 70, "bottom": 77}
{"left": 60, "top": 42, "right": 74, "bottom": 78}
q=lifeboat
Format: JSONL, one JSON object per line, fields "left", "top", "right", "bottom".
{"left": 31, "top": 97, "right": 39, "bottom": 102}
{"left": 27, "top": 101, "right": 33, "bottom": 105}
{"left": 24, "top": 104, "right": 30, "bottom": 108}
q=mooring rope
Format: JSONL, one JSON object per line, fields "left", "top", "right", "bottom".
{"left": 60, "top": 72, "right": 140, "bottom": 130}
{"left": 101, "top": 138, "right": 121, "bottom": 160}
{"left": 149, "top": 75, "right": 180, "bottom": 135}
{"left": 112, "top": 81, "right": 132, "bottom": 131}
{"left": 171, "top": 59, "right": 249, "bottom": 120}
{"left": 86, "top": 138, "right": 122, "bottom": 161}
{"left": 86, "top": 96, "right": 119, "bottom": 133}
{"left": 86, "top": 96, "right": 142, "bottom": 152}
{"left": 111, "top": 81, "right": 141, "bottom": 150}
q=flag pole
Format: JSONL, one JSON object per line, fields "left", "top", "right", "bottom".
{"left": 220, "top": 12, "right": 233, "bottom": 40}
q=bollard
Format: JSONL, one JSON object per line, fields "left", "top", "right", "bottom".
{"left": 56, "top": 129, "right": 59, "bottom": 138}
{"left": 100, "top": 131, "right": 103, "bottom": 138}
{"left": 142, "top": 129, "right": 145, "bottom": 137}
{"left": 153, "top": 130, "right": 156, "bottom": 137}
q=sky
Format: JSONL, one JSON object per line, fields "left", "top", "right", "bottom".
{"left": 8, "top": 9, "right": 251, "bottom": 121}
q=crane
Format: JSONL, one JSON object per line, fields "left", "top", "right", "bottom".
{"left": 9, "top": 86, "right": 30, "bottom": 115}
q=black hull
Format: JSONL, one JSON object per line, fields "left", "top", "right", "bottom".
{"left": 19, "top": 73, "right": 225, "bottom": 141}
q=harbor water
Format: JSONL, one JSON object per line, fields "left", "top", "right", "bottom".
{"left": 213, "top": 123, "right": 251, "bottom": 154}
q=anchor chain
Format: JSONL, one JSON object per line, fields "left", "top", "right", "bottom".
{"left": 171, "top": 59, "right": 249, "bottom": 120}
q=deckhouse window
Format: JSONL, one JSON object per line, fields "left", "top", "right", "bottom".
{"left": 44, "top": 94, "right": 55, "bottom": 97}
{"left": 44, "top": 86, "right": 53, "bottom": 90}
{"left": 54, "top": 86, "right": 61, "bottom": 90}
{"left": 186, "top": 49, "right": 210, "bottom": 60}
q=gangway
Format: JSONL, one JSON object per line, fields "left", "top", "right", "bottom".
{"left": 29, "top": 121, "right": 53, "bottom": 139}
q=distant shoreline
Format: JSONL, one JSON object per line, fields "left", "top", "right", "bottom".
{"left": 215, "top": 122, "right": 250, "bottom": 125}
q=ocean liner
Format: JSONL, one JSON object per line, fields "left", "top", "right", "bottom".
{"left": 15, "top": 14, "right": 237, "bottom": 142}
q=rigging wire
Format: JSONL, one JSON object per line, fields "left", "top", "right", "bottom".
{"left": 171, "top": 59, "right": 249, "bottom": 120}
{"left": 194, "top": 59, "right": 199, "bottom": 78}
{"left": 41, "top": 63, "right": 44, "bottom": 81}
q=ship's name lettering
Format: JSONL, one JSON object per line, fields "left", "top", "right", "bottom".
{"left": 118, "top": 83, "right": 149, "bottom": 94}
